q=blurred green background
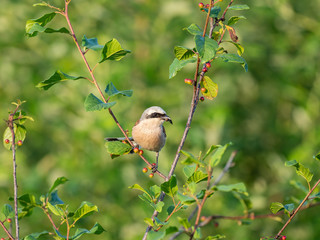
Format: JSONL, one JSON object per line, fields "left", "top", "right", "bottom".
{"left": 1, "top": 0, "right": 320, "bottom": 239}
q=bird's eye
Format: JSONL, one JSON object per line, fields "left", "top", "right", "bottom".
{"left": 148, "top": 112, "right": 166, "bottom": 119}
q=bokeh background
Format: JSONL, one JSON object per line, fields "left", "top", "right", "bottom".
{"left": 1, "top": 0, "right": 320, "bottom": 239}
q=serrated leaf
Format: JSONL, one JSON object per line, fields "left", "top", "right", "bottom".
{"left": 270, "top": 202, "right": 284, "bottom": 214}
{"left": 144, "top": 217, "right": 154, "bottom": 227}
{"left": 3, "top": 124, "right": 26, "bottom": 150}
{"left": 202, "top": 76, "right": 218, "bottom": 100}
{"left": 166, "top": 205, "right": 175, "bottom": 215}
{"left": 153, "top": 201, "right": 165, "bottom": 212}
{"left": 154, "top": 216, "right": 167, "bottom": 226}
{"left": 195, "top": 35, "right": 219, "bottom": 63}
{"left": 82, "top": 35, "right": 103, "bottom": 51}
{"left": 26, "top": 12, "right": 56, "bottom": 37}
{"left": 174, "top": 46, "right": 195, "bottom": 60}
{"left": 202, "top": 145, "right": 220, "bottom": 161}
{"left": 217, "top": 53, "right": 248, "bottom": 72}
{"left": 84, "top": 93, "right": 116, "bottom": 112}
{"left": 105, "top": 141, "right": 132, "bottom": 155}
{"left": 205, "top": 234, "right": 226, "bottom": 240}
{"left": 73, "top": 201, "right": 98, "bottom": 223}
{"left": 183, "top": 24, "right": 203, "bottom": 36}
{"left": 161, "top": 176, "right": 178, "bottom": 197}
{"left": 214, "top": 182, "right": 248, "bottom": 196}
{"left": 183, "top": 165, "right": 197, "bottom": 178}
{"left": 36, "top": 70, "right": 85, "bottom": 90}
{"left": 177, "top": 192, "right": 195, "bottom": 205}
{"left": 209, "top": 143, "right": 230, "bottom": 167}
{"left": 187, "top": 170, "right": 208, "bottom": 184}
{"left": 203, "top": 6, "right": 222, "bottom": 18}
{"left": 49, "top": 190, "right": 64, "bottom": 205}
{"left": 2, "top": 204, "right": 13, "bottom": 218}
{"left": 225, "top": 25, "right": 238, "bottom": 42}
{"left": 178, "top": 217, "right": 191, "bottom": 230}
{"left": 100, "top": 38, "right": 131, "bottom": 62}
{"left": 71, "top": 222, "right": 105, "bottom": 240}
{"left": 225, "top": 41, "right": 244, "bottom": 56}
{"left": 194, "top": 227, "right": 202, "bottom": 239}
{"left": 169, "top": 58, "right": 197, "bottom": 79}
{"left": 165, "top": 226, "right": 179, "bottom": 235}
{"left": 180, "top": 150, "right": 202, "bottom": 165}
{"left": 49, "top": 176, "right": 68, "bottom": 194}
{"left": 285, "top": 160, "right": 313, "bottom": 183}
{"left": 47, "top": 202, "right": 64, "bottom": 216}
{"left": 150, "top": 185, "right": 161, "bottom": 199}
{"left": 228, "top": 4, "right": 250, "bottom": 10}
{"left": 18, "top": 194, "right": 37, "bottom": 207}
{"left": 129, "top": 184, "right": 151, "bottom": 197}
{"left": 24, "top": 231, "right": 50, "bottom": 240}
{"left": 105, "top": 82, "right": 133, "bottom": 97}
{"left": 227, "top": 16, "right": 246, "bottom": 25}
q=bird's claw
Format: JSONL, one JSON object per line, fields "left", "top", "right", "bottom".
{"left": 151, "top": 163, "right": 158, "bottom": 173}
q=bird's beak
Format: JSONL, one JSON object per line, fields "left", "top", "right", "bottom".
{"left": 162, "top": 115, "right": 173, "bottom": 124}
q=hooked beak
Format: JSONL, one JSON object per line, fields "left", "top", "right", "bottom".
{"left": 162, "top": 115, "right": 173, "bottom": 124}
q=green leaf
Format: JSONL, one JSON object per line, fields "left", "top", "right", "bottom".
{"left": 129, "top": 184, "right": 151, "bottom": 198}
{"left": 195, "top": 35, "right": 219, "bottom": 63}
{"left": 105, "top": 82, "right": 133, "bottom": 97}
{"left": 73, "top": 201, "right": 98, "bottom": 223}
{"left": 3, "top": 124, "right": 26, "bottom": 150}
{"left": 227, "top": 16, "right": 247, "bottom": 25}
{"left": 25, "top": 12, "right": 70, "bottom": 37}
{"left": 47, "top": 202, "right": 64, "bottom": 217}
{"left": 180, "top": 150, "right": 202, "bottom": 165}
{"left": 203, "top": 6, "right": 222, "bottom": 18}
{"left": 161, "top": 176, "right": 178, "bottom": 197}
{"left": 153, "top": 201, "right": 165, "bottom": 212}
{"left": 49, "top": 190, "right": 64, "bottom": 205}
{"left": 228, "top": 4, "right": 250, "bottom": 10}
{"left": 209, "top": 143, "right": 230, "bottom": 167}
{"left": 202, "top": 76, "right": 218, "bottom": 100}
{"left": 105, "top": 141, "right": 132, "bottom": 156}
{"left": 178, "top": 217, "right": 191, "bottom": 230}
{"left": 214, "top": 182, "right": 248, "bottom": 196}
{"left": 174, "top": 46, "right": 195, "bottom": 60}
{"left": 82, "top": 35, "right": 104, "bottom": 51}
{"left": 71, "top": 222, "right": 105, "bottom": 240}
{"left": 270, "top": 202, "right": 284, "bottom": 214}
{"left": 205, "top": 234, "right": 226, "bottom": 240}
{"left": 183, "top": 24, "right": 203, "bottom": 36}
{"left": 2, "top": 204, "right": 13, "bottom": 218}
{"left": 187, "top": 170, "right": 208, "bottom": 184}
{"left": 148, "top": 230, "right": 165, "bottom": 240}
{"left": 202, "top": 145, "right": 220, "bottom": 161}
{"left": 49, "top": 177, "right": 69, "bottom": 194}
{"left": 314, "top": 152, "right": 320, "bottom": 161}
{"left": 154, "top": 216, "right": 167, "bottom": 226}
{"left": 36, "top": 70, "right": 85, "bottom": 90}
{"left": 165, "top": 226, "right": 179, "bottom": 235}
{"left": 18, "top": 194, "right": 37, "bottom": 207}
{"left": 177, "top": 192, "right": 195, "bottom": 205}
{"left": 24, "top": 231, "right": 50, "bottom": 240}
{"left": 290, "top": 180, "right": 308, "bottom": 194}
{"left": 194, "top": 227, "right": 202, "bottom": 239}
{"left": 225, "top": 41, "right": 244, "bottom": 56}
{"left": 169, "top": 58, "right": 197, "bottom": 79}
{"left": 183, "top": 165, "right": 197, "bottom": 178}
{"left": 217, "top": 53, "right": 248, "bottom": 72}
{"left": 285, "top": 160, "right": 313, "bottom": 183}
{"left": 144, "top": 217, "right": 154, "bottom": 227}
{"left": 84, "top": 93, "right": 116, "bottom": 112}
{"left": 100, "top": 38, "right": 131, "bottom": 62}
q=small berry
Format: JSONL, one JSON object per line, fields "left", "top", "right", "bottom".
{"left": 202, "top": 67, "right": 208, "bottom": 73}
{"left": 214, "top": 222, "right": 219, "bottom": 228}
{"left": 17, "top": 140, "right": 23, "bottom": 146}
{"left": 1, "top": 238, "right": 5, "bottom": 240}
{"left": 201, "top": 87, "right": 207, "bottom": 93}
{"left": 149, "top": 173, "right": 154, "bottom": 178}
{"left": 148, "top": 165, "right": 152, "bottom": 170}
{"left": 281, "top": 236, "right": 286, "bottom": 240}
{"left": 139, "top": 149, "right": 144, "bottom": 155}
{"left": 200, "top": 216, "right": 206, "bottom": 222}
{"left": 206, "top": 62, "right": 211, "bottom": 68}
{"left": 198, "top": 2, "right": 204, "bottom": 8}
{"left": 122, "top": 140, "right": 127, "bottom": 144}
{"left": 151, "top": 163, "right": 156, "bottom": 167}
{"left": 200, "top": 96, "right": 205, "bottom": 102}
{"left": 142, "top": 167, "right": 148, "bottom": 173}
{"left": 205, "top": 4, "right": 210, "bottom": 8}
{"left": 7, "top": 218, "right": 12, "bottom": 223}
{"left": 133, "top": 147, "right": 139, "bottom": 153}
{"left": 184, "top": 78, "right": 193, "bottom": 85}
{"left": 4, "top": 139, "right": 10, "bottom": 144}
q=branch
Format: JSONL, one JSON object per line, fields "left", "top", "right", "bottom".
{"left": 0, "top": 220, "right": 15, "bottom": 240}
{"left": 275, "top": 178, "right": 320, "bottom": 239}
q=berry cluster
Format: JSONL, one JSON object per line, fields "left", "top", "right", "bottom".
{"left": 4, "top": 139, "right": 23, "bottom": 146}
{"left": 198, "top": 2, "right": 210, "bottom": 11}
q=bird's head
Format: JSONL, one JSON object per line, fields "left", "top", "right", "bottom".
{"left": 140, "top": 106, "right": 173, "bottom": 124}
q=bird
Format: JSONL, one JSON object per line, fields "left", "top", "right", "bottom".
{"left": 106, "top": 106, "right": 172, "bottom": 169}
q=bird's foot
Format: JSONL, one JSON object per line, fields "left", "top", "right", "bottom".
{"left": 151, "top": 163, "right": 158, "bottom": 173}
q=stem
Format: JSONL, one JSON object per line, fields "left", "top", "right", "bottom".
{"left": 0, "top": 221, "right": 15, "bottom": 240}
{"left": 275, "top": 178, "right": 320, "bottom": 239}
{"left": 43, "top": 207, "right": 59, "bottom": 232}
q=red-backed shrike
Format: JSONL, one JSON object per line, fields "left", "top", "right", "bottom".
{"left": 106, "top": 106, "right": 172, "bottom": 168}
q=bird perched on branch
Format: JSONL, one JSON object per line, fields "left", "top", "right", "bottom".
{"left": 106, "top": 106, "right": 172, "bottom": 169}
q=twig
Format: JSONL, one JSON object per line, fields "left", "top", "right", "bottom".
{"left": 0, "top": 221, "right": 15, "bottom": 240}
{"left": 274, "top": 178, "right": 320, "bottom": 239}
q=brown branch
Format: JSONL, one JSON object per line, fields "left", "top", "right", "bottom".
{"left": 42, "top": 207, "right": 59, "bottom": 232}
{"left": 275, "top": 178, "right": 320, "bottom": 239}
{"left": 0, "top": 220, "right": 15, "bottom": 240}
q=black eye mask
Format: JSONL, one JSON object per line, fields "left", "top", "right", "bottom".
{"left": 147, "top": 112, "right": 167, "bottom": 119}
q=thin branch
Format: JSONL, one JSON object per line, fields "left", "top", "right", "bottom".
{"left": 0, "top": 220, "right": 15, "bottom": 240}
{"left": 275, "top": 178, "right": 320, "bottom": 239}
